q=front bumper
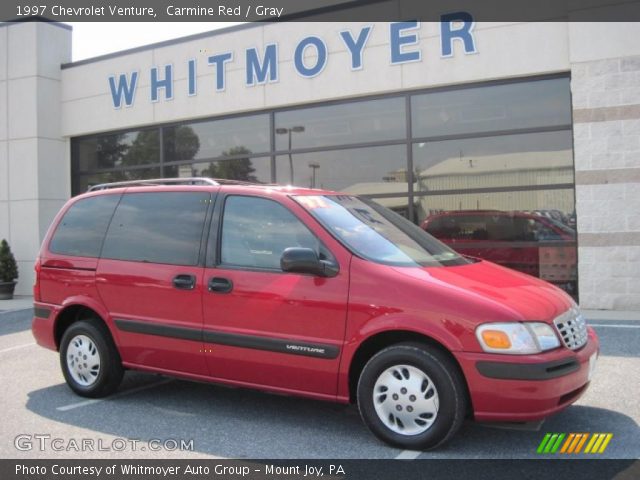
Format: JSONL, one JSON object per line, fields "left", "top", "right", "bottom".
{"left": 455, "top": 327, "right": 599, "bottom": 422}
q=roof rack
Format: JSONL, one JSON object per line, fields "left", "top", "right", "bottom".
{"left": 87, "top": 177, "right": 220, "bottom": 192}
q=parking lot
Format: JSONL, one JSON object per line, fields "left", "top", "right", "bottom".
{"left": 1, "top": 307, "right": 638, "bottom": 460}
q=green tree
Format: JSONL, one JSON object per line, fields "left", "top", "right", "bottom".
{"left": 0, "top": 239, "right": 18, "bottom": 283}
{"left": 122, "top": 130, "right": 161, "bottom": 166}
{"left": 201, "top": 147, "right": 257, "bottom": 182}
{"left": 119, "top": 127, "right": 200, "bottom": 180}
{"left": 96, "top": 134, "right": 129, "bottom": 169}
{"left": 170, "top": 125, "right": 200, "bottom": 161}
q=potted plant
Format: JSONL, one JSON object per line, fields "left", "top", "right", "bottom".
{"left": 0, "top": 239, "right": 19, "bottom": 300}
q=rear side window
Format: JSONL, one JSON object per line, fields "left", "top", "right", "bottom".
{"left": 49, "top": 194, "right": 120, "bottom": 257}
{"left": 101, "top": 192, "right": 210, "bottom": 266}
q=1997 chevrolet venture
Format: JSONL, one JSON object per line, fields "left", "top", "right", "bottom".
{"left": 32, "top": 178, "right": 598, "bottom": 449}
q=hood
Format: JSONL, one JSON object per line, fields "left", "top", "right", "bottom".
{"left": 419, "top": 259, "right": 573, "bottom": 322}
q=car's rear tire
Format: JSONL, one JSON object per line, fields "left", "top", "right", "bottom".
{"left": 357, "top": 342, "right": 467, "bottom": 450}
{"left": 60, "top": 318, "right": 123, "bottom": 398}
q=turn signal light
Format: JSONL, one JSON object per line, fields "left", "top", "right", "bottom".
{"left": 481, "top": 330, "right": 512, "bottom": 349}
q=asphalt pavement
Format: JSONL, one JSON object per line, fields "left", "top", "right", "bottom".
{"left": 0, "top": 307, "right": 638, "bottom": 459}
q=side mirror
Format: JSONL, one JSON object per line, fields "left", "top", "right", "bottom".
{"left": 280, "top": 247, "right": 338, "bottom": 277}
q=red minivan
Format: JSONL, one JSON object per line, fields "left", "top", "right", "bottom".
{"left": 32, "top": 178, "right": 598, "bottom": 450}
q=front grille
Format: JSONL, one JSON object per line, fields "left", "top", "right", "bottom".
{"left": 553, "top": 307, "right": 588, "bottom": 350}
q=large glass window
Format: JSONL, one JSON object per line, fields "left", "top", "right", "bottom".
{"left": 163, "top": 114, "right": 269, "bottom": 162}
{"left": 412, "top": 131, "right": 574, "bottom": 193}
{"left": 411, "top": 77, "right": 572, "bottom": 138}
{"left": 70, "top": 75, "right": 576, "bottom": 297}
{"left": 275, "top": 145, "right": 407, "bottom": 193}
{"left": 75, "top": 129, "right": 160, "bottom": 172}
{"left": 101, "top": 192, "right": 209, "bottom": 266}
{"left": 49, "top": 194, "right": 120, "bottom": 258}
{"left": 415, "top": 189, "right": 576, "bottom": 221}
{"left": 411, "top": 128, "right": 576, "bottom": 295}
{"left": 275, "top": 97, "right": 406, "bottom": 150}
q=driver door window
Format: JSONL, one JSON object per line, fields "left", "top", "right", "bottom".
{"left": 220, "top": 196, "right": 325, "bottom": 270}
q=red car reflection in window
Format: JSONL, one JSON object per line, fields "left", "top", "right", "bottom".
{"left": 421, "top": 210, "right": 577, "bottom": 294}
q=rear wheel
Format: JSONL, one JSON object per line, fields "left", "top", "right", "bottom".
{"left": 357, "top": 342, "right": 466, "bottom": 450}
{"left": 60, "top": 318, "right": 123, "bottom": 398}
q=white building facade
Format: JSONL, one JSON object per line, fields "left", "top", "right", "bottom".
{"left": 1, "top": 19, "right": 640, "bottom": 310}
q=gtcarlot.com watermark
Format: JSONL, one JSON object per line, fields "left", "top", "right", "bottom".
{"left": 15, "top": 434, "right": 194, "bottom": 452}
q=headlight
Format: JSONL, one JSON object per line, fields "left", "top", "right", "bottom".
{"left": 476, "top": 322, "right": 560, "bottom": 354}
{"left": 528, "top": 322, "right": 561, "bottom": 351}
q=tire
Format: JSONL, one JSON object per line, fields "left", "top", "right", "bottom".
{"left": 357, "top": 342, "right": 467, "bottom": 450}
{"left": 59, "top": 318, "right": 124, "bottom": 398}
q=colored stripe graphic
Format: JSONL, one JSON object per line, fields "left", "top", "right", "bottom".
{"left": 545, "top": 434, "right": 559, "bottom": 453}
{"left": 574, "top": 433, "right": 589, "bottom": 453}
{"left": 598, "top": 434, "right": 613, "bottom": 453}
{"left": 560, "top": 433, "right": 575, "bottom": 453}
{"left": 537, "top": 433, "right": 565, "bottom": 453}
{"left": 536, "top": 433, "right": 551, "bottom": 453}
{"left": 584, "top": 434, "right": 599, "bottom": 453}
{"left": 560, "top": 433, "right": 589, "bottom": 453}
{"left": 590, "top": 434, "right": 606, "bottom": 453}
{"left": 550, "top": 433, "right": 565, "bottom": 453}
{"left": 537, "top": 433, "right": 552, "bottom": 454}
{"left": 539, "top": 433, "right": 613, "bottom": 454}
{"left": 567, "top": 433, "right": 584, "bottom": 453}
{"left": 585, "top": 433, "right": 614, "bottom": 453}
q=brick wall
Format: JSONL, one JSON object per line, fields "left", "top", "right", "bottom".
{"left": 572, "top": 55, "right": 640, "bottom": 310}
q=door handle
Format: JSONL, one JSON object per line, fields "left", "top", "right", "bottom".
{"left": 173, "top": 274, "right": 196, "bottom": 290}
{"left": 208, "top": 277, "right": 233, "bottom": 293}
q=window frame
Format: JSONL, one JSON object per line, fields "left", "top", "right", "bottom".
{"left": 71, "top": 73, "right": 572, "bottom": 212}
{"left": 274, "top": 96, "right": 407, "bottom": 151}
{"left": 48, "top": 192, "right": 122, "bottom": 259}
{"left": 69, "top": 72, "right": 576, "bottom": 297}
{"left": 162, "top": 113, "right": 271, "bottom": 163}
{"left": 99, "top": 190, "right": 215, "bottom": 267}
{"left": 208, "top": 193, "right": 337, "bottom": 274}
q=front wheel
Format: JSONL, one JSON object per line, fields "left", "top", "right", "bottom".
{"left": 60, "top": 318, "right": 124, "bottom": 398}
{"left": 357, "top": 343, "right": 467, "bottom": 450}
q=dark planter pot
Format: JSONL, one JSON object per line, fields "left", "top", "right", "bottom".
{"left": 0, "top": 281, "right": 17, "bottom": 300}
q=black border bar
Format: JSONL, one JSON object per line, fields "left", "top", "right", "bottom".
{"left": 2, "top": 0, "right": 640, "bottom": 23}
{"left": 4, "top": 459, "right": 639, "bottom": 480}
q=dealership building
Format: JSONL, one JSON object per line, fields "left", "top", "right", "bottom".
{"left": 1, "top": 17, "right": 640, "bottom": 309}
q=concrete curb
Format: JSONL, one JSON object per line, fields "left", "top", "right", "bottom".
{"left": 582, "top": 310, "right": 640, "bottom": 321}
{"left": 0, "top": 296, "right": 34, "bottom": 313}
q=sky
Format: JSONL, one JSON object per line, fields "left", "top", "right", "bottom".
{"left": 67, "top": 22, "right": 244, "bottom": 61}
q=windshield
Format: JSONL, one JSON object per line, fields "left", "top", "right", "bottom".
{"left": 294, "top": 195, "right": 471, "bottom": 267}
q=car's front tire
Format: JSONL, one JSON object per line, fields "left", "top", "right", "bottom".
{"left": 357, "top": 342, "right": 467, "bottom": 450}
{"left": 60, "top": 318, "right": 123, "bottom": 398}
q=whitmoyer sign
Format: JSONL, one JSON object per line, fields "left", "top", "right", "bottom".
{"left": 108, "top": 16, "right": 477, "bottom": 108}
